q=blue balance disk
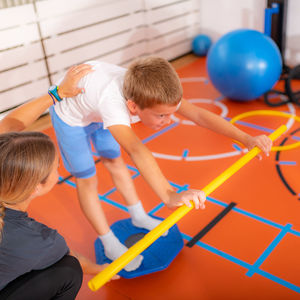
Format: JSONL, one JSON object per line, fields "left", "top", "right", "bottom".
{"left": 94, "top": 217, "right": 184, "bottom": 278}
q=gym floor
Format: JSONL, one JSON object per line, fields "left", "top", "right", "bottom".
{"left": 28, "top": 57, "right": 300, "bottom": 300}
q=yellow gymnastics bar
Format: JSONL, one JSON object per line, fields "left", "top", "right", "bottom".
{"left": 88, "top": 124, "right": 287, "bottom": 292}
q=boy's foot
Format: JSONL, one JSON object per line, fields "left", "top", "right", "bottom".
{"left": 99, "top": 230, "right": 143, "bottom": 272}
{"left": 128, "top": 202, "right": 168, "bottom": 236}
{"left": 131, "top": 214, "right": 169, "bottom": 236}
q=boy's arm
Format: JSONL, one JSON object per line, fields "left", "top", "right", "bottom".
{"left": 177, "top": 98, "right": 272, "bottom": 155}
{"left": 108, "top": 124, "right": 206, "bottom": 209}
{"left": 0, "top": 64, "right": 92, "bottom": 134}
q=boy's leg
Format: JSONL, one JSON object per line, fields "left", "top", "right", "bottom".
{"left": 50, "top": 111, "right": 142, "bottom": 271}
{"left": 101, "top": 156, "right": 139, "bottom": 206}
{"left": 75, "top": 174, "right": 143, "bottom": 271}
{"left": 50, "top": 109, "right": 112, "bottom": 235}
{"left": 75, "top": 175, "right": 110, "bottom": 235}
{"left": 92, "top": 130, "right": 168, "bottom": 236}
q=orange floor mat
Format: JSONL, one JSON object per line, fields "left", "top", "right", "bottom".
{"left": 28, "top": 58, "right": 300, "bottom": 299}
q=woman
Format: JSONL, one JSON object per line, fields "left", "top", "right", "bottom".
{"left": 0, "top": 65, "right": 119, "bottom": 300}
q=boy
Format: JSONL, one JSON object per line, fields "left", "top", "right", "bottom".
{"left": 49, "top": 57, "right": 271, "bottom": 271}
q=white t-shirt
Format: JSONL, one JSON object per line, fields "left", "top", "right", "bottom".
{"left": 54, "top": 61, "right": 140, "bottom": 129}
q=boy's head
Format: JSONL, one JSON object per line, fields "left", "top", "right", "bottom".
{"left": 123, "top": 56, "right": 182, "bottom": 130}
{"left": 123, "top": 56, "right": 182, "bottom": 109}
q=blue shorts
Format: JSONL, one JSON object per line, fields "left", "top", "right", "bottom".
{"left": 50, "top": 107, "right": 121, "bottom": 178}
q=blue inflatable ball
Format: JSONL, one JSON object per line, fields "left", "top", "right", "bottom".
{"left": 206, "top": 29, "right": 282, "bottom": 101}
{"left": 192, "top": 34, "right": 212, "bottom": 56}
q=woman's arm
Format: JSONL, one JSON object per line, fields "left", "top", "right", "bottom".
{"left": 0, "top": 64, "right": 93, "bottom": 134}
{"left": 69, "top": 250, "right": 120, "bottom": 279}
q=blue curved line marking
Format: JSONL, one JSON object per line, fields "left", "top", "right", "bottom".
{"left": 224, "top": 118, "right": 274, "bottom": 133}
{"left": 278, "top": 161, "right": 297, "bottom": 165}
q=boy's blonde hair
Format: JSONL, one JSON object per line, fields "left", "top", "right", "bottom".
{"left": 123, "top": 56, "right": 182, "bottom": 109}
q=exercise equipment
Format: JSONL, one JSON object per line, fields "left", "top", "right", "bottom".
{"left": 192, "top": 34, "right": 212, "bottom": 56}
{"left": 206, "top": 29, "right": 282, "bottom": 101}
{"left": 263, "top": 0, "right": 300, "bottom": 107}
{"left": 230, "top": 110, "right": 300, "bottom": 151}
{"left": 94, "top": 217, "right": 183, "bottom": 278}
{"left": 88, "top": 124, "right": 287, "bottom": 291}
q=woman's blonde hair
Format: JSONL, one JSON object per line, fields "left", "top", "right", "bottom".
{"left": 0, "top": 132, "right": 56, "bottom": 240}
{"left": 123, "top": 56, "right": 183, "bottom": 109}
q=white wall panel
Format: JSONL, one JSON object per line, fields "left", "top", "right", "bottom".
{"left": 0, "top": 24, "right": 40, "bottom": 50}
{"left": 0, "top": 3, "right": 49, "bottom": 113}
{"left": 155, "top": 40, "right": 192, "bottom": 61}
{"left": 47, "top": 29, "right": 147, "bottom": 72}
{"left": 37, "top": 0, "right": 141, "bottom": 37}
{"left": 0, "top": 4, "right": 36, "bottom": 29}
{"left": 43, "top": 13, "right": 145, "bottom": 56}
{"left": 8, "top": 0, "right": 300, "bottom": 115}
{"left": 0, "top": 61, "right": 48, "bottom": 91}
{"left": 0, "top": 78, "right": 49, "bottom": 111}
{"left": 198, "top": 0, "right": 266, "bottom": 39}
{"left": 36, "top": 0, "right": 115, "bottom": 18}
{"left": 0, "top": 44, "right": 44, "bottom": 72}
{"left": 285, "top": 0, "right": 300, "bottom": 66}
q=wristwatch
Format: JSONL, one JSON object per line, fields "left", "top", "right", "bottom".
{"left": 48, "top": 85, "right": 62, "bottom": 103}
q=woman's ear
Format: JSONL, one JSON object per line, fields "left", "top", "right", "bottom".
{"left": 31, "top": 184, "right": 42, "bottom": 198}
{"left": 126, "top": 99, "right": 138, "bottom": 115}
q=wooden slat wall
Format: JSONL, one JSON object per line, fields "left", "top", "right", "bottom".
{"left": 0, "top": 0, "right": 200, "bottom": 115}
{"left": 145, "top": 0, "right": 199, "bottom": 59}
{"left": 0, "top": 4, "right": 48, "bottom": 112}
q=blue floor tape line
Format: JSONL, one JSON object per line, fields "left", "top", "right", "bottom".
{"left": 142, "top": 122, "right": 179, "bottom": 144}
{"left": 149, "top": 203, "right": 165, "bottom": 215}
{"left": 182, "top": 233, "right": 251, "bottom": 269}
{"left": 59, "top": 176, "right": 299, "bottom": 292}
{"left": 232, "top": 143, "right": 242, "bottom": 151}
{"left": 182, "top": 149, "right": 189, "bottom": 158}
{"left": 206, "top": 195, "right": 300, "bottom": 236}
{"left": 59, "top": 177, "right": 300, "bottom": 238}
{"left": 57, "top": 113, "right": 300, "bottom": 293}
{"left": 181, "top": 233, "right": 300, "bottom": 293}
{"left": 257, "top": 269, "right": 300, "bottom": 293}
{"left": 246, "top": 224, "right": 293, "bottom": 277}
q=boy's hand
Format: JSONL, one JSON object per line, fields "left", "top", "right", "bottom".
{"left": 244, "top": 135, "right": 272, "bottom": 159}
{"left": 58, "top": 64, "right": 94, "bottom": 98}
{"left": 166, "top": 190, "right": 206, "bottom": 210}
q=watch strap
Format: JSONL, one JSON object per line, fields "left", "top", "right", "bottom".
{"left": 48, "top": 85, "right": 62, "bottom": 103}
